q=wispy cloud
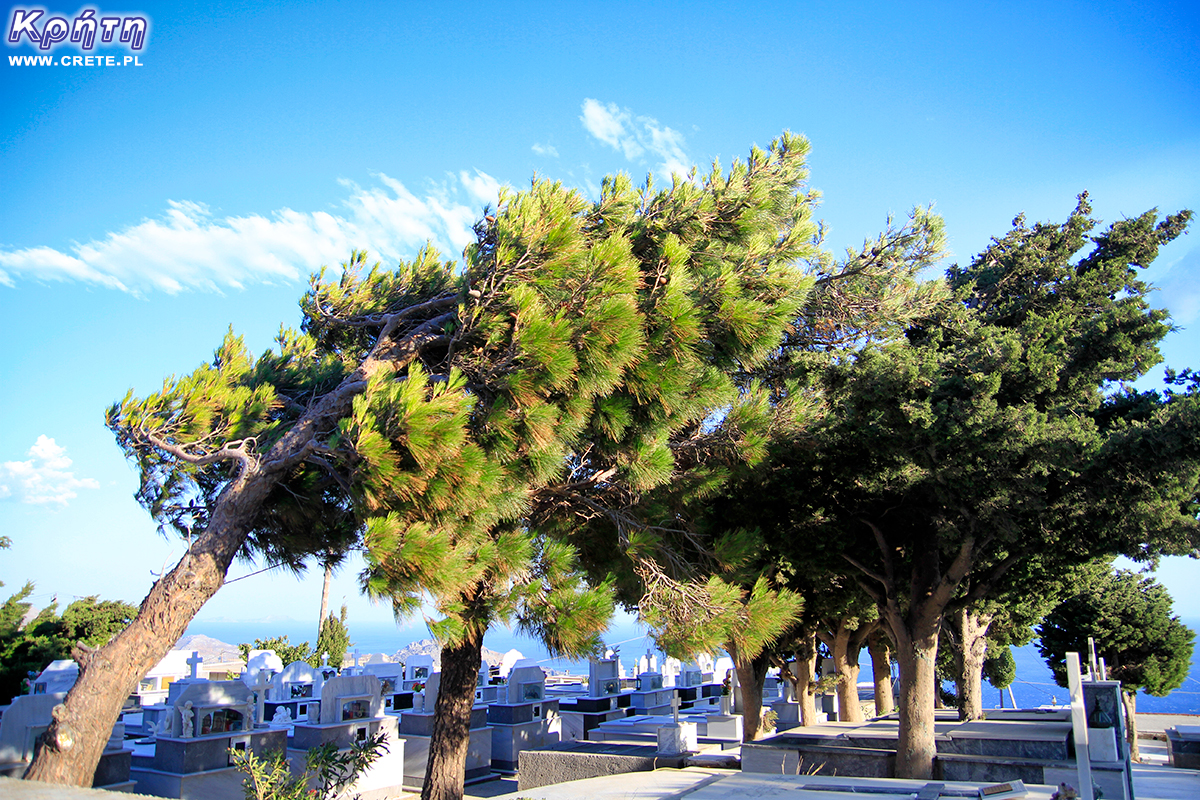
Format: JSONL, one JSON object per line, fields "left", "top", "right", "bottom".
{"left": 0, "top": 172, "right": 504, "bottom": 294}
{"left": 531, "top": 142, "right": 559, "bottom": 158}
{"left": 0, "top": 436, "right": 99, "bottom": 507}
{"left": 580, "top": 99, "right": 690, "bottom": 180}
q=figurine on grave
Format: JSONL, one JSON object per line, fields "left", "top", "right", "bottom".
{"left": 157, "top": 715, "right": 172, "bottom": 737}
{"left": 272, "top": 706, "right": 292, "bottom": 726}
{"left": 179, "top": 701, "right": 194, "bottom": 738}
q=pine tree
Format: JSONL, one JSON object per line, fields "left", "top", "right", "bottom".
{"left": 25, "top": 134, "right": 820, "bottom": 795}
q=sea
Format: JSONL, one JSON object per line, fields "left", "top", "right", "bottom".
{"left": 184, "top": 616, "right": 1200, "bottom": 714}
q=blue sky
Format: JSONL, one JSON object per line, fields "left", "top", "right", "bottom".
{"left": 1, "top": 1, "right": 1198, "bottom": 632}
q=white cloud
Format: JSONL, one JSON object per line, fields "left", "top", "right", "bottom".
{"left": 0, "top": 171, "right": 503, "bottom": 294}
{"left": 531, "top": 142, "right": 559, "bottom": 158}
{"left": 0, "top": 436, "right": 100, "bottom": 507}
{"left": 580, "top": 99, "right": 691, "bottom": 181}
{"left": 458, "top": 169, "right": 503, "bottom": 206}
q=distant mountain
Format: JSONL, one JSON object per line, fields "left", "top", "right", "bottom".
{"left": 392, "top": 639, "right": 506, "bottom": 670}
{"left": 174, "top": 633, "right": 242, "bottom": 663}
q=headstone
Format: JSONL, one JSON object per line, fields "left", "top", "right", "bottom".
{"left": 243, "top": 649, "right": 284, "bottom": 678}
{"left": 29, "top": 659, "right": 78, "bottom": 695}
{"left": 588, "top": 657, "right": 620, "bottom": 698}
{"left": 318, "top": 674, "right": 385, "bottom": 725}
{"left": 498, "top": 649, "right": 525, "bottom": 679}
{"left": 488, "top": 660, "right": 559, "bottom": 771}
{"left": 404, "top": 654, "right": 434, "bottom": 690}
{"left": 249, "top": 670, "right": 272, "bottom": 725}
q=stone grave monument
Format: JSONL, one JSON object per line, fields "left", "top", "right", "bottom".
{"left": 287, "top": 673, "right": 407, "bottom": 799}
{"left": 487, "top": 659, "right": 561, "bottom": 771}
{"left": 264, "top": 659, "right": 324, "bottom": 724}
{"left": 129, "top": 678, "right": 283, "bottom": 799}
{"left": 557, "top": 656, "right": 627, "bottom": 741}
{"left": 0, "top": 690, "right": 133, "bottom": 789}
{"left": 392, "top": 669, "right": 493, "bottom": 789}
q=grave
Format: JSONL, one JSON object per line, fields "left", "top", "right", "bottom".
{"left": 1165, "top": 724, "right": 1200, "bottom": 769}
{"left": 287, "top": 673, "right": 408, "bottom": 800}
{"left": 0, "top": 692, "right": 133, "bottom": 789}
{"left": 558, "top": 656, "right": 627, "bottom": 742}
{"left": 487, "top": 660, "right": 561, "bottom": 772}
{"left": 629, "top": 667, "right": 674, "bottom": 717}
{"left": 402, "top": 654, "right": 433, "bottom": 691}
{"left": 28, "top": 659, "right": 79, "bottom": 696}
{"left": 129, "top": 679, "right": 283, "bottom": 799}
{"left": 264, "top": 659, "right": 324, "bottom": 725}
{"left": 392, "top": 670, "right": 494, "bottom": 788}
{"left": 360, "top": 661, "right": 408, "bottom": 712}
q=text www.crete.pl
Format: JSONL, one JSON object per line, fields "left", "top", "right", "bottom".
{"left": 9, "top": 54, "right": 143, "bottom": 66}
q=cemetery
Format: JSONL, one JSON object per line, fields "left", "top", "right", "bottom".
{"left": 2, "top": 620, "right": 1199, "bottom": 800}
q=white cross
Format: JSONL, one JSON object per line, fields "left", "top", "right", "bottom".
{"left": 250, "top": 670, "right": 272, "bottom": 725}
{"left": 321, "top": 652, "right": 330, "bottom": 668}
{"left": 353, "top": 649, "right": 360, "bottom": 669}
{"left": 671, "top": 692, "right": 681, "bottom": 724}
{"left": 186, "top": 651, "right": 203, "bottom": 680}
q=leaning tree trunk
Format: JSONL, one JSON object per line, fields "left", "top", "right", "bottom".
{"left": 421, "top": 626, "right": 484, "bottom": 800}
{"left": 23, "top": 317, "right": 445, "bottom": 785}
{"left": 730, "top": 644, "right": 771, "bottom": 742}
{"left": 953, "top": 607, "right": 993, "bottom": 722}
{"left": 867, "top": 628, "right": 895, "bottom": 716}
{"left": 1121, "top": 690, "right": 1140, "bottom": 762}
{"left": 24, "top": 458, "right": 273, "bottom": 784}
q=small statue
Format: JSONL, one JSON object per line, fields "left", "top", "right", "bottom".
{"left": 178, "top": 702, "right": 194, "bottom": 738}
{"left": 272, "top": 706, "right": 293, "bottom": 726}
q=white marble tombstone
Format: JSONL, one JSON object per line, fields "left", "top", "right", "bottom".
{"left": 30, "top": 659, "right": 78, "bottom": 695}
{"left": 275, "top": 659, "right": 323, "bottom": 701}
{"left": 662, "top": 656, "right": 681, "bottom": 687}
{"left": 318, "top": 674, "right": 385, "bottom": 725}
{"left": 506, "top": 660, "right": 546, "bottom": 704}
{"left": 169, "top": 680, "right": 255, "bottom": 738}
{"left": 404, "top": 654, "right": 434, "bottom": 689}
{"left": 588, "top": 657, "right": 621, "bottom": 698}
{"left": 243, "top": 649, "right": 284, "bottom": 679}
{"left": 679, "top": 662, "right": 703, "bottom": 688}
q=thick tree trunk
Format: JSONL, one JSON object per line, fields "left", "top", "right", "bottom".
{"left": 24, "top": 467, "right": 264, "bottom": 785}
{"left": 730, "top": 644, "right": 771, "bottom": 742}
{"left": 885, "top": 599, "right": 944, "bottom": 781}
{"left": 794, "top": 632, "right": 821, "bottom": 726}
{"left": 953, "top": 608, "right": 993, "bottom": 722}
{"left": 1121, "top": 690, "right": 1139, "bottom": 763}
{"left": 821, "top": 618, "right": 874, "bottom": 723}
{"left": 421, "top": 628, "right": 484, "bottom": 800}
{"left": 867, "top": 629, "right": 895, "bottom": 716}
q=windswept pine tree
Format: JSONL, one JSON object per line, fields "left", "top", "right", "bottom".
{"left": 26, "top": 134, "right": 822, "bottom": 800}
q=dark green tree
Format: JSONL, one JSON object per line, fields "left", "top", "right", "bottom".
{"left": 312, "top": 604, "right": 351, "bottom": 670}
{"left": 236, "top": 636, "right": 313, "bottom": 667}
{"left": 0, "top": 591, "right": 137, "bottom": 704}
{"left": 745, "top": 195, "right": 1197, "bottom": 778}
{"left": 1037, "top": 568, "right": 1195, "bottom": 760}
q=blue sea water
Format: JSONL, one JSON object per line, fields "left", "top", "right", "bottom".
{"left": 185, "top": 616, "right": 1200, "bottom": 714}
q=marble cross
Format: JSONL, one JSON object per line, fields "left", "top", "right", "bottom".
{"left": 250, "top": 670, "right": 272, "bottom": 725}
{"left": 186, "top": 651, "right": 203, "bottom": 680}
{"left": 671, "top": 692, "right": 681, "bottom": 724}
